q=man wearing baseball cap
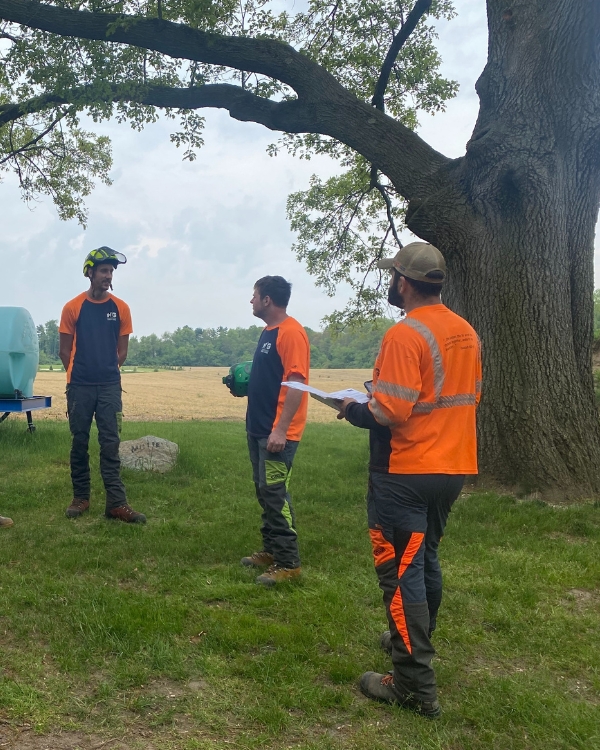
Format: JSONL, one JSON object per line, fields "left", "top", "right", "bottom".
{"left": 59, "top": 247, "right": 146, "bottom": 523}
{"left": 337, "top": 242, "right": 481, "bottom": 717}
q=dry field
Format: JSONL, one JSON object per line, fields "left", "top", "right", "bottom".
{"left": 28, "top": 368, "right": 373, "bottom": 423}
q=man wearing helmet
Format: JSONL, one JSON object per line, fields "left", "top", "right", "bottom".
{"left": 59, "top": 247, "right": 146, "bottom": 523}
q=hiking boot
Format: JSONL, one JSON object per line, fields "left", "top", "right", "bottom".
{"left": 241, "top": 551, "right": 275, "bottom": 568}
{"left": 105, "top": 504, "right": 147, "bottom": 524}
{"left": 0, "top": 516, "right": 14, "bottom": 528}
{"left": 359, "top": 672, "right": 441, "bottom": 719}
{"left": 255, "top": 564, "right": 301, "bottom": 587}
{"left": 66, "top": 498, "right": 90, "bottom": 518}
{"left": 380, "top": 630, "right": 392, "bottom": 655}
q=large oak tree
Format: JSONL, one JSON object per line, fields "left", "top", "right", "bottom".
{"left": 1, "top": 0, "right": 599, "bottom": 497}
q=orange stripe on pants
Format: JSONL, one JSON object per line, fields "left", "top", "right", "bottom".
{"left": 369, "top": 528, "right": 396, "bottom": 567}
{"left": 389, "top": 531, "right": 425, "bottom": 654}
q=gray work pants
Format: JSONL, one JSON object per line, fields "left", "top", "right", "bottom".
{"left": 67, "top": 383, "right": 127, "bottom": 510}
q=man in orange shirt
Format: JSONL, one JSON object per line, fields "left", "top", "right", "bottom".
{"left": 242, "top": 276, "right": 310, "bottom": 587}
{"left": 338, "top": 243, "right": 481, "bottom": 718}
{"left": 59, "top": 247, "right": 146, "bottom": 524}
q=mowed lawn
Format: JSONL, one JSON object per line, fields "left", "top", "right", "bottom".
{"left": 0, "top": 419, "right": 599, "bottom": 750}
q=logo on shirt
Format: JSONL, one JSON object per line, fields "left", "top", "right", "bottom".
{"left": 260, "top": 342, "right": 272, "bottom": 354}
{"left": 107, "top": 312, "right": 117, "bottom": 321}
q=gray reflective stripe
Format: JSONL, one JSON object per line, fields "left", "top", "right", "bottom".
{"left": 412, "top": 393, "right": 477, "bottom": 414}
{"left": 401, "top": 317, "right": 445, "bottom": 399}
{"left": 369, "top": 397, "right": 396, "bottom": 427}
{"left": 374, "top": 379, "right": 419, "bottom": 403}
{"left": 476, "top": 379, "right": 482, "bottom": 394}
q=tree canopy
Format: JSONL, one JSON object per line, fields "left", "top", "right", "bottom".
{"left": 0, "top": 0, "right": 455, "bottom": 319}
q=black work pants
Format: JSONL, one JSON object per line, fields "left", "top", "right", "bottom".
{"left": 247, "top": 434, "right": 300, "bottom": 569}
{"left": 367, "top": 472, "right": 464, "bottom": 702}
{"left": 67, "top": 383, "right": 127, "bottom": 510}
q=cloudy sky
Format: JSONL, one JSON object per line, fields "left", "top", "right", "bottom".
{"left": 2, "top": 0, "right": 598, "bottom": 336}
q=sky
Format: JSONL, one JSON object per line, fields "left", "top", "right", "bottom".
{"left": 1, "top": 0, "right": 599, "bottom": 337}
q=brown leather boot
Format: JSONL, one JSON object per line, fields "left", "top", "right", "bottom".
{"left": 0, "top": 516, "right": 14, "bottom": 528}
{"left": 105, "top": 504, "right": 146, "bottom": 524}
{"left": 255, "top": 564, "right": 301, "bottom": 587}
{"left": 240, "top": 551, "right": 274, "bottom": 568}
{"left": 66, "top": 498, "right": 90, "bottom": 518}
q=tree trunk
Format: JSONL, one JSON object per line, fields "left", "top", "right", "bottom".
{"left": 404, "top": 0, "right": 600, "bottom": 498}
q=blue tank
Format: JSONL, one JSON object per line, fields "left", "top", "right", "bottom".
{"left": 0, "top": 307, "right": 40, "bottom": 398}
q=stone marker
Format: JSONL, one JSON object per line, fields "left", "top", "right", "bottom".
{"left": 119, "top": 435, "right": 179, "bottom": 473}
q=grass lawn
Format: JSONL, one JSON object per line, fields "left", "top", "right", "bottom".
{"left": 0, "top": 419, "right": 599, "bottom": 749}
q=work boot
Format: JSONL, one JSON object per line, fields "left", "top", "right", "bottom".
{"left": 105, "top": 504, "right": 146, "bottom": 524}
{"left": 359, "top": 672, "right": 441, "bottom": 719}
{"left": 380, "top": 630, "right": 392, "bottom": 655}
{"left": 0, "top": 516, "right": 14, "bottom": 528}
{"left": 66, "top": 498, "right": 90, "bottom": 518}
{"left": 255, "top": 564, "right": 301, "bottom": 587}
{"left": 241, "top": 551, "right": 274, "bottom": 568}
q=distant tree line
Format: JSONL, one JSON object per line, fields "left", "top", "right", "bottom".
{"left": 35, "top": 291, "right": 600, "bottom": 370}
{"left": 37, "top": 321, "right": 60, "bottom": 365}
{"left": 36, "top": 319, "right": 395, "bottom": 368}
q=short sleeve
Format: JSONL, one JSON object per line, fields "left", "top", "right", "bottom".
{"left": 116, "top": 300, "right": 133, "bottom": 336}
{"left": 277, "top": 325, "right": 310, "bottom": 382}
{"left": 59, "top": 298, "right": 80, "bottom": 335}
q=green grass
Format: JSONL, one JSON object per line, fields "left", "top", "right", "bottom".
{"left": 0, "top": 420, "right": 599, "bottom": 749}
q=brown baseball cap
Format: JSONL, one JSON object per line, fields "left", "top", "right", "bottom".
{"left": 376, "top": 242, "right": 446, "bottom": 284}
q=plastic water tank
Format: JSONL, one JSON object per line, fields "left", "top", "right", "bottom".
{"left": 0, "top": 307, "right": 39, "bottom": 398}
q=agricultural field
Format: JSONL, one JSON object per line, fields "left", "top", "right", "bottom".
{"left": 32, "top": 368, "right": 373, "bottom": 423}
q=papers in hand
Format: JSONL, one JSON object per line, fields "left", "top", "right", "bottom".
{"left": 281, "top": 381, "right": 370, "bottom": 410}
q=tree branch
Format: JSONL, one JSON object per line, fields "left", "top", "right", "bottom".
{"left": 0, "top": 110, "right": 66, "bottom": 165}
{"left": 0, "top": 0, "right": 451, "bottom": 201}
{"left": 369, "top": 164, "right": 402, "bottom": 247}
{"left": 372, "top": 0, "right": 432, "bottom": 111}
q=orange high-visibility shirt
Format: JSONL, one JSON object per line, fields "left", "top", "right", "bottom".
{"left": 368, "top": 304, "right": 481, "bottom": 474}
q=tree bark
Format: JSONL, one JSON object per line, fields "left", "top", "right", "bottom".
{"left": 1, "top": 0, "right": 599, "bottom": 496}
{"left": 405, "top": 0, "right": 600, "bottom": 497}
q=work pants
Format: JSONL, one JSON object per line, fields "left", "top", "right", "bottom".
{"left": 67, "top": 383, "right": 127, "bottom": 510}
{"left": 367, "top": 472, "right": 464, "bottom": 702}
{"left": 247, "top": 434, "right": 300, "bottom": 569}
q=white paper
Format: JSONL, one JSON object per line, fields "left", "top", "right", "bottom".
{"left": 281, "top": 382, "right": 370, "bottom": 404}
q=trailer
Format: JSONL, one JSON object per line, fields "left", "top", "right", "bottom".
{"left": 0, "top": 392, "right": 52, "bottom": 432}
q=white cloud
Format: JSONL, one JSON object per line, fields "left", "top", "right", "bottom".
{"left": 1, "top": 0, "right": 598, "bottom": 336}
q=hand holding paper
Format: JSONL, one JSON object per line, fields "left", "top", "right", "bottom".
{"left": 281, "top": 381, "right": 370, "bottom": 410}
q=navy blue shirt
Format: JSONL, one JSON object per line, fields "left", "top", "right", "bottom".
{"left": 60, "top": 292, "right": 133, "bottom": 385}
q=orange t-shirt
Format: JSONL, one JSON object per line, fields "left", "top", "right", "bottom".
{"left": 368, "top": 304, "right": 481, "bottom": 474}
{"left": 246, "top": 316, "right": 310, "bottom": 442}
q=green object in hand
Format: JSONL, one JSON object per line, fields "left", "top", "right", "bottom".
{"left": 222, "top": 361, "right": 253, "bottom": 398}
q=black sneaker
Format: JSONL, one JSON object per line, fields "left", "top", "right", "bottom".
{"left": 359, "top": 672, "right": 441, "bottom": 718}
